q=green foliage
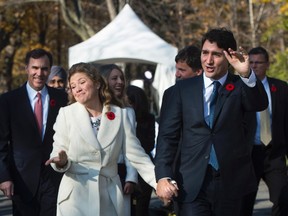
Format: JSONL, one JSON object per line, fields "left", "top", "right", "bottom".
{"left": 268, "top": 49, "right": 288, "bottom": 82}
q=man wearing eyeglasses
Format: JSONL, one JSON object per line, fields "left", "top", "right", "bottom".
{"left": 240, "top": 46, "right": 288, "bottom": 216}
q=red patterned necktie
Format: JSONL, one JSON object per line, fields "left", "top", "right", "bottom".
{"left": 34, "top": 92, "right": 43, "bottom": 135}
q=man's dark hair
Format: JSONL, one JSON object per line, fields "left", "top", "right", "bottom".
{"left": 175, "top": 45, "right": 202, "bottom": 71}
{"left": 248, "top": 46, "right": 269, "bottom": 62}
{"left": 201, "top": 27, "right": 237, "bottom": 52}
{"left": 25, "top": 48, "right": 53, "bottom": 67}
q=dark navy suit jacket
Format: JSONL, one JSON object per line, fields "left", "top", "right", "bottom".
{"left": 265, "top": 77, "right": 288, "bottom": 158}
{"left": 155, "top": 73, "right": 268, "bottom": 202}
{"left": 0, "top": 83, "right": 68, "bottom": 200}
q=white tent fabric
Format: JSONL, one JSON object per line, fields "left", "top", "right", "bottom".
{"left": 68, "top": 4, "right": 177, "bottom": 110}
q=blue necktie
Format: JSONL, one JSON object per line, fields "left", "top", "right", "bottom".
{"left": 209, "top": 81, "right": 221, "bottom": 170}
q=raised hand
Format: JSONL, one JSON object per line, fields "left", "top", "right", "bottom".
{"left": 223, "top": 46, "right": 251, "bottom": 78}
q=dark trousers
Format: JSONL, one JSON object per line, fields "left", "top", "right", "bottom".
{"left": 175, "top": 165, "right": 241, "bottom": 216}
{"left": 240, "top": 145, "right": 288, "bottom": 216}
{"left": 12, "top": 170, "right": 59, "bottom": 216}
{"left": 133, "top": 176, "right": 153, "bottom": 216}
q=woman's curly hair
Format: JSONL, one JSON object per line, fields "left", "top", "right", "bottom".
{"left": 98, "top": 63, "right": 130, "bottom": 108}
{"left": 67, "top": 62, "right": 122, "bottom": 111}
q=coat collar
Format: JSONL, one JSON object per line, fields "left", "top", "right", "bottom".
{"left": 73, "top": 103, "right": 121, "bottom": 150}
{"left": 97, "top": 105, "right": 121, "bottom": 149}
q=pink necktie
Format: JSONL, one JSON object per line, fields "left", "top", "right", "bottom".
{"left": 34, "top": 92, "right": 43, "bottom": 135}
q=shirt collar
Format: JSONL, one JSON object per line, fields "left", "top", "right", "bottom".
{"left": 26, "top": 82, "right": 48, "bottom": 100}
{"left": 203, "top": 72, "right": 228, "bottom": 89}
{"left": 261, "top": 76, "right": 268, "bottom": 85}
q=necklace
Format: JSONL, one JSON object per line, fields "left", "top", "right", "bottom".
{"left": 91, "top": 116, "right": 101, "bottom": 131}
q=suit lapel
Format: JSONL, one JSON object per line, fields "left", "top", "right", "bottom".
{"left": 192, "top": 76, "right": 205, "bottom": 126}
{"left": 45, "top": 87, "right": 60, "bottom": 136}
{"left": 19, "top": 85, "right": 41, "bottom": 135}
{"left": 267, "top": 78, "right": 276, "bottom": 119}
{"left": 213, "top": 73, "right": 237, "bottom": 127}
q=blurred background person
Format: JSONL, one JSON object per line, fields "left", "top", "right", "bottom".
{"left": 47, "top": 65, "right": 67, "bottom": 91}
{"left": 175, "top": 45, "right": 203, "bottom": 81}
{"left": 240, "top": 46, "right": 288, "bottom": 216}
{"left": 127, "top": 85, "right": 155, "bottom": 216}
{"left": 99, "top": 63, "right": 138, "bottom": 216}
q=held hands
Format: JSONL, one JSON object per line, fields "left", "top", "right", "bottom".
{"left": 223, "top": 46, "right": 251, "bottom": 78}
{"left": 0, "top": 181, "right": 13, "bottom": 198}
{"left": 156, "top": 178, "right": 179, "bottom": 206}
{"left": 45, "top": 150, "right": 68, "bottom": 168}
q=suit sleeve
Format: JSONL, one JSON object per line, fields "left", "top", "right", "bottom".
{"left": 0, "top": 94, "right": 12, "bottom": 183}
{"left": 154, "top": 87, "right": 182, "bottom": 181}
{"left": 241, "top": 78, "right": 269, "bottom": 112}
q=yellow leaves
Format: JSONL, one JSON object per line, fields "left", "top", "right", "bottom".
{"left": 279, "top": 3, "right": 288, "bottom": 16}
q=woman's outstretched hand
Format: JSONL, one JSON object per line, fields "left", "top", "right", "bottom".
{"left": 45, "top": 150, "right": 68, "bottom": 168}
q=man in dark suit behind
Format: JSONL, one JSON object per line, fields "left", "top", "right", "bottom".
{"left": 154, "top": 28, "right": 269, "bottom": 216}
{"left": 240, "top": 47, "right": 288, "bottom": 216}
{"left": 0, "top": 48, "right": 68, "bottom": 216}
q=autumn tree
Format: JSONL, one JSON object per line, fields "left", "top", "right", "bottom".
{"left": 0, "top": 0, "right": 287, "bottom": 94}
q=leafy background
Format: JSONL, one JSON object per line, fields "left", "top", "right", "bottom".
{"left": 0, "top": 0, "right": 287, "bottom": 93}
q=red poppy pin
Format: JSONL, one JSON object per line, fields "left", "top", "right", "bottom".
{"left": 270, "top": 84, "right": 277, "bottom": 92}
{"left": 225, "top": 83, "right": 235, "bottom": 91}
{"left": 106, "top": 111, "right": 115, "bottom": 120}
{"left": 50, "top": 99, "right": 56, "bottom": 107}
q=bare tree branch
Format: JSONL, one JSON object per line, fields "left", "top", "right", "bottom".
{"left": 59, "top": 0, "right": 95, "bottom": 40}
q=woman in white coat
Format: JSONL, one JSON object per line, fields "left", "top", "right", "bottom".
{"left": 99, "top": 63, "right": 138, "bottom": 216}
{"left": 45, "top": 62, "right": 156, "bottom": 216}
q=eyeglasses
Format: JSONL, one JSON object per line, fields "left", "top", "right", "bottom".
{"left": 249, "top": 61, "right": 267, "bottom": 65}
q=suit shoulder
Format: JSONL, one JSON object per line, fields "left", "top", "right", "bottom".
{"left": 0, "top": 85, "right": 26, "bottom": 101}
{"left": 163, "top": 85, "right": 175, "bottom": 98}
{"left": 173, "top": 76, "right": 202, "bottom": 92}
{"left": 47, "top": 87, "right": 68, "bottom": 104}
{"left": 47, "top": 86, "right": 67, "bottom": 97}
{"left": 268, "top": 77, "right": 287, "bottom": 87}
{"left": 178, "top": 75, "right": 201, "bottom": 85}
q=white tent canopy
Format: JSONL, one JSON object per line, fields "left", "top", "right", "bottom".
{"left": 68, "top": 4, "right": 178, "bottom": 110}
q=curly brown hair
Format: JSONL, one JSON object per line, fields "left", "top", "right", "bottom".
{"left": 67, "top": 62, "right": 122, "bottom": 110}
